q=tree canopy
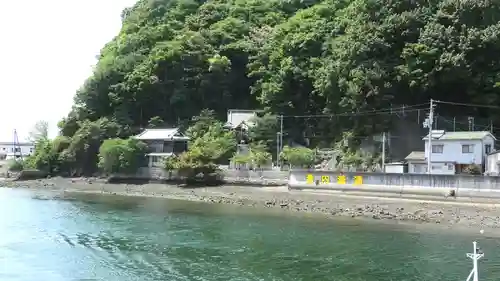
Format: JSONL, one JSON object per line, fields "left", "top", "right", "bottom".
{"left": 27, "top": 121, "right": 49, "bottom": 143}
{"left": 52, "top": 0, "right": 500, "bottom": 174}
{"left": 164, "top": 112, "right": 237, "bottom": 179}
{"left": 280, "top": 146, "right": 316, "bottom": 168}
{"left": 98, "top": 138, "right": 148, "bottom": 175}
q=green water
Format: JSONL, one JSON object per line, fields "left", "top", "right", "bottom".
{"left": 1, "top": 189, "right": 500, "bottom": 281}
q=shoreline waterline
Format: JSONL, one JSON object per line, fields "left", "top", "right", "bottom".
{"left": 3, "top": 177, "right": 500, "bottom": 232}
{"left": 2, "top": 187, "right": 494, "bottom": 240}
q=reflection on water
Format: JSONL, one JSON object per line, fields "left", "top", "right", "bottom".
{"left": 0, "top": 188, "right": 500, "bottom": 281}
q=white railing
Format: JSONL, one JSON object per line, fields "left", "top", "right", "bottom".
{"left": 466, "top": 241, "right": 484, "bottom": 281}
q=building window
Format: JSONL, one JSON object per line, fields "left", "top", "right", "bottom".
{"left": 432, "top": 145, "right": 443, "bottom": 153}
{"left": 485, "top": 144, "right": 491, "bottom": 154}
{"left": 151, "top": 156, "right": 164, "bottom": 167}
{"left": 462, "top": 144, "right": 474, "bottom": 153}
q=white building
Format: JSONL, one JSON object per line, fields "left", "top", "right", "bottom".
{"left": 225, "top": 109, "right": 259, "bottom": 131}
{"left": 405, "top": 151, "right": 428, "bottom": 174}
{"left": 407, "top": 130, "right": 495, "bottom": 174}
{"left": 485, "top": 151, "right": 500, "bottom": 176}
{"left": 384, "top": 162, "right": 407, "bottom": 173}
{"left": 0, "top": 141, "right": 35, "bottom": 160}
{"left": 134, "top": 128, "right": 189, "bottom": 168}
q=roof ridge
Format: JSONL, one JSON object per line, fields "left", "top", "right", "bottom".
{"left": 142, "top": 128, "right": 178, "bottom": 130}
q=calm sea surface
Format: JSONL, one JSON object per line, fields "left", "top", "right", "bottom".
{"left": 1, "top": 188, "right": 500, "bottom": 281}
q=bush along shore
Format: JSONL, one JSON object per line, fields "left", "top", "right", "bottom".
{"left": 3, "top": 177, "right": 500, "bottom": 230}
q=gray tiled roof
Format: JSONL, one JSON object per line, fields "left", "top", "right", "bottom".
{"left": 405, "top": 151, "right": 425, "bottom": 161}
{"left": 423, "top": 131, "right": 495, "bottom": 140}
{"left": 135, "top": 128, "right": 188, "bottom": 140}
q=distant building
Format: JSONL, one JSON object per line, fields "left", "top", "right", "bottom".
{"left": 405, "top": 150, "right": 454, "bottom": 174}
{"left": 0, "top": 141, "right": 35, "bottom": 160}
{"left": 407, "top": 130, "right": 496, "bottom": 174}
{"left": 224, "top": 109, "right": 260, "bottom": 131}
{"left": 404, "top": 151, "right": 428, "bottom": 174}
{"left": 134, "top": 128, "right": 189, "bottom": 168}
{"left": 384, "top": 162, "right": 407, "bottom": 174}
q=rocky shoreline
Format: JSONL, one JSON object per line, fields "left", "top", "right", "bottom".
{"left": 3, "top": 177, "right": 500, "bottom": 229}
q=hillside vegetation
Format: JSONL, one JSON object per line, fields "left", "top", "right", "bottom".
{"left": 37, "top": 0, "right": 500, "bottom": 175}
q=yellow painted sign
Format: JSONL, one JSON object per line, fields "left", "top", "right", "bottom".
{"left": 321, "top": 175, "right": 330, "bottom": 184}
{"left": 337, "top": 175, "right": 346, "bottom": 184}
{"left": 306, "top": 174, "right": 314, "bottom": 184}
{"left": 354, "top": 175, "right": 363, "bottom": 185}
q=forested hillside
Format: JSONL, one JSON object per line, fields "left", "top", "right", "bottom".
{"left": 45, "top": 0, "right": 500, "bottom": 174}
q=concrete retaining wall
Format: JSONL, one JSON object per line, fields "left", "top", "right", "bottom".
{"left": 135, "top": 167, "right": 289, "bottom": 185}
{"left": 288, "top": 170, "right": 500, "bottom": 199}
{"left": 222, "top": 169, "right": 288, "bottom": 184}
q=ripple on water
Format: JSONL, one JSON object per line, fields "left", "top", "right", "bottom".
{"left": 2, "top": 188, "right": 500, "bottom": 280}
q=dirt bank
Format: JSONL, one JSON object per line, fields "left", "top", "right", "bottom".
{"left": 3, "top": 177, "right": 500, "bottom": 229}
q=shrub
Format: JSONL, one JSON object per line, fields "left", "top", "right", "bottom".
{"left": 8, "top": 159, "right": 24, "bottom": 172}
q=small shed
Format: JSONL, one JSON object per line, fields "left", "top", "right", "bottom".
{"left": 405, "top": 150, "right": 456, "bottom": 175}
{"left": 405, "top": 151, "right": 427, "bottom": 174}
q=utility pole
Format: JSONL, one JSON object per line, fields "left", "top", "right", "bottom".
{"left": 278, "top": 115, "right": 284, "bottom": 168}
{"left": 468, "top": 117, "right": 474, "bottom": 131}
{"left": 280, "top": 115, "right": 283, "bottom": 151}
{"left": 423, "top": 99, "right": 435, "bottom": 174}
{"left": 381, "top": 132, "right": 386, "bottom": 172}
{"left": 13, "top": 129, "right": 22, "bottom": 161}
{"left": 276, "top": 132, "right": 280, "bottom": 168}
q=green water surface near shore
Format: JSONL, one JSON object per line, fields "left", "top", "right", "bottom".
{"left": 1, "top": 188, "right": 500, "bottom": 281}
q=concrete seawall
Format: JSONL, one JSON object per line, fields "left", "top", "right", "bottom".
{"left": 288, "top": 170, "right": 500, "bottom": 199}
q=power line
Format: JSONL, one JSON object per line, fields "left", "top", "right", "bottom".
{"left": 281, "top": 104, "right": 429, "bottom": 119}
{"left": 439, "top": 116, "right": 499, "bottom": 132}
{"left": 301, "top": 134, "right": 421, "bottom": 139}
{"left": 435, "top": 100, "right": 500, "bottom": 110}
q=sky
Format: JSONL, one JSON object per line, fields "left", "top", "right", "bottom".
{"left": 0, "top": 0, "right": 138, "bottom": 142}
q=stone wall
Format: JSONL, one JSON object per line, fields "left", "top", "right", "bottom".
{"left": 134, "top": 167, "right": 289, "bottom": 185}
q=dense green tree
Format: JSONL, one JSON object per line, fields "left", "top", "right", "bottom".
{"left": 247, "top": 114, "right": 279, "bottom": 156}
{"left": 248, "top": 143, "right": 272, "bottom": 168}
{"left": 24, "top": 137, "right": 70, "bottom": 175}
{"left": 29, "top": 118, "right": 121, "bottom": 176}
{"left": 56, "top": 0, "right": 500, "bottom": 167}
{"left": 280, "top": 146, "right": 316, "bottom": 168}
{"left": 98, "top": 138, "right": 147, "bottom": 174}
{"left": 164, "top": 111, "right": 237, "bottom": 179}
{"left": 185, "top": 109, "right": 219, "bottom": 140}
{"left": 230, "top": 142, "right": 272, "bottom": 169}
{"left": 147, "top": 116, "right": 165, "bottom": 128}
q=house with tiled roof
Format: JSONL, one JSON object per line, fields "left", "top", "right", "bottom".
{"left": 134, "top": 128, "right": 189, "bottom": 168}
{"left": 405, "top": 130, "right": 495, "bottom": 174}
{"left": 224, "top": 109, "right": 260, "bottom": 131}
